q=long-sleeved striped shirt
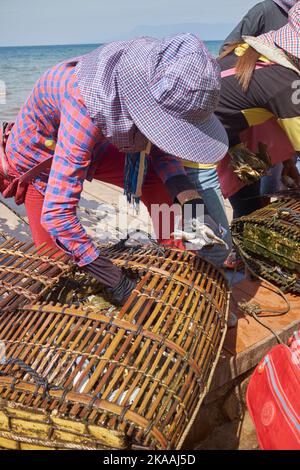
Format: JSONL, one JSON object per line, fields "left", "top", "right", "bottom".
{"left": 6, "top": 60, "right": 187, "bottom": 266}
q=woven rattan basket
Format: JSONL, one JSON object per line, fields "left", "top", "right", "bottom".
{"left": 0, "top": 240, "right": 229, "bottom": 450}
{"left": 0, "top": 232, "right": 72, "bottom": 310}
{"left": 232, "top": 198, "right": 300, "bottom": 293}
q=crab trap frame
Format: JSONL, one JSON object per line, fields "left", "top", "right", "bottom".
{"left": 0, "top": 232, "right": 72, "bottom": 310}
{"left": 232, "top": 198, "right": 300, "bottom": 294}
{"left": 0, "top": 233, "right": 229, "bottom": 450}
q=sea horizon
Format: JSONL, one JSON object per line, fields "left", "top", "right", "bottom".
{"left": 0, "top": 40, "right": 223, "bottom": 122}
{"left": 0, "top": 39, "right": 224, "bottom": 49}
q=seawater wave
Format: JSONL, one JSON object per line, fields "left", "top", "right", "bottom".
{"left": 0, "top": 41, "right": 222, "bottom": 122}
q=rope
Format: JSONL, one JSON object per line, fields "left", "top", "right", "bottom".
{"left": 240, "top": 305, "right": 283, "bottom": 344}
{"left": 0, "top": 247, "right": 71, "bottom": 271}
{"left": 230, "top": 201, "right": 299, "bottom": 343}
{"left": 0, "top": 358, "right": 50, "bottom": 390}
{"left": 0, "top": 430, "right": 100, "bottom": 450}
{"left": 0, "top": 231, "right": 10, "bottom": 240}
{"left": 231, "top": 245, "right": 290, "bottom": 345}
{"left": 0, "top": 265, "right": 55, "bottom": 285}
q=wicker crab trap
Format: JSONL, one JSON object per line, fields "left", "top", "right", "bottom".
{"left": 0, "top": 232, "right": 73, "bottom": 310}
{"left": 232, "top": 198, "right": 300, "bottom": 294}
{"left": 0, "top": 233, "right": 229, "bottom": 450}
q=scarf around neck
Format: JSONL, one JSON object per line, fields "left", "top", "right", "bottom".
{"left": 123, "top": 142, "right": 152, "bottom": 211}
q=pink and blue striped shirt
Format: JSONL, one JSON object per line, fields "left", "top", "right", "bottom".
{"left": 6, "top": 60, "right": 187, "bottom": 266}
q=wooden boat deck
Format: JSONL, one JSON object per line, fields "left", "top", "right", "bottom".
{"left": 212, "top": 279, "right": 300, "bottom": 392}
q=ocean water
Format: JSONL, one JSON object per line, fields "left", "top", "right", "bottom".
{"left": 0, "top": 41, "right": 222, "bottom": 122}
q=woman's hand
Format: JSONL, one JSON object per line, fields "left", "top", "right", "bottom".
{"left": 281, "top": 158, "right": 300, "bottom": 189}
{"left": 172, "top": 196, "right": 228, "bottom": 251}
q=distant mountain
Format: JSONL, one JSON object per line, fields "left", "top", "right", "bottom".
{"left": 105, "top": 22, "right": 236, "bottom": 42}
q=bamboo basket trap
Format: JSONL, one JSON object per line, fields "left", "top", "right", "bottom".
{"left": 232, "top": 198, "right": 300, "bottom": 294}
{"left": 0, "top": 233, "right": 230, "bottom": 450}
{"left": 0, "top": 231, "right": 73, "bottom": 310}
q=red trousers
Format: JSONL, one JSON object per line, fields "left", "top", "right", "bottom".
{"left": 24, "top": 146, "right": 183, "bottom": 255}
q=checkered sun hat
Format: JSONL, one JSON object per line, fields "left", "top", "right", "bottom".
{"left": 273, "top": 2, "right": 300, "bottom": 59}
{"left": 254, "top": 3, "right": 300, "bottom": 59}
{"left": 75, "top": 33, "right": 228, "bottom": 164}
{"left": 272, "top": 0, "right": 298, "bottom": 13}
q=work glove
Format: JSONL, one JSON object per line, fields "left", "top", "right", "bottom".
{"left": 105, "top": 273, "right": 137, "bottom": 306}
{"left": 172, "top": 198, "right": 228, "bottom": 251}
{"left": 82, "top": 255, "right": 136, "bottom": 306}
{"left": 172, "top": 216, "right": 228, "bottom": 251}
{"left": 229, "top": 142, "right": 271, "bottom": 184}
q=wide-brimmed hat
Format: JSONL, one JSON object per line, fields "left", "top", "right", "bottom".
{"left": 250, "top": 3, "right": 300, "bottom": 60}
{"left": 76, "top": 33, "right": 228, "bottom": 164}
{"left": 273, "top": 2, "right": 300, "bottom": 59}
{"left": 272, "top": 0, "right": 298, "bottom": 14}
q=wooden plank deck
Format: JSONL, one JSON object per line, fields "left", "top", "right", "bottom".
{"left": 0, "top": 179, "right": 299, "bottom": 398}
{"left": 210, "top": 279, "right": 300, "bottom": 394}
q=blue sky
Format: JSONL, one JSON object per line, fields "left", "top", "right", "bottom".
{"left": 0, "top": 0, "right": 258, "bottom": 46}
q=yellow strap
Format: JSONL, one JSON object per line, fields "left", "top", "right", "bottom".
{"left": 234, "top": 43, "right": 271, "bottom": 63}
{"left": 44, "top": 139, "right": 56, "bottom": 151}
{"left": 183, "top": 160, "right": 217, "bottom": 169}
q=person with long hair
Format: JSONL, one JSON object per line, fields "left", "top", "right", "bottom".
{"left": 216, "top": 3, "right": 300, "bottom": 221}
{"left": 221, "top": 0, "right": 298, "bottom": 53}
{"left": 184, "top": 2, "right": 298, "bottom": 271}
{"left": 219, "top": 0, "right": 299, "bottom": 222}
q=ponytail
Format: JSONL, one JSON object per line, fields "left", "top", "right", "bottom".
{"left": 219, "top": 43, "right": 260, "bottom": 93}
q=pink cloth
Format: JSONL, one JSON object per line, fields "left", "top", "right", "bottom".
{"left": 217, "top": 118, "right": 295, "bottom": 198}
